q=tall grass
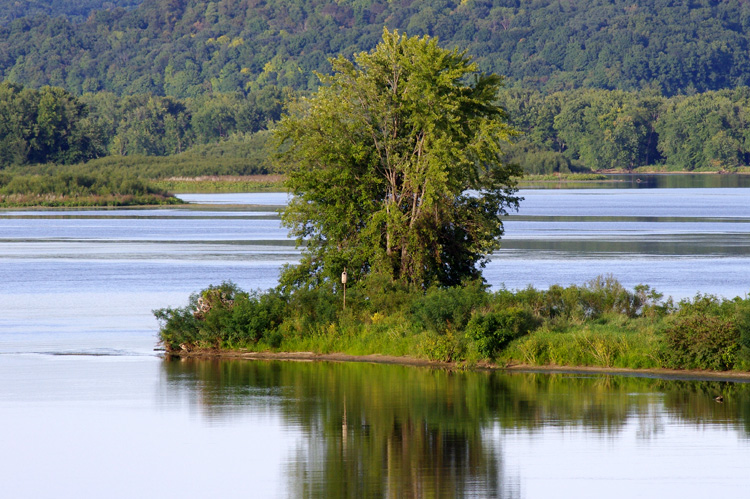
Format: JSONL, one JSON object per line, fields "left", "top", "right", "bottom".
{"left": 152, "top": 175, "right": 284, "bottom": 193}
{"left": 0, "top": 171, "right": 178, "bottom": 207}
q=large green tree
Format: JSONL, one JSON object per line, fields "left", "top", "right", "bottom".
{"left": 0, "top": 82, "right": 97, "bottom": 167}
{"left": 277, "top": 29, "right": 521, "bottom": 289}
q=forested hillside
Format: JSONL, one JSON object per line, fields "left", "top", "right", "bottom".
{"left": 3, "top": 0, "right": 750, "bottom": 175}
{"left": 2, "top": 0, "right": 750, "bottom": 97}
{"left": 0, "top": 0, "right": 142, "bottom": 24}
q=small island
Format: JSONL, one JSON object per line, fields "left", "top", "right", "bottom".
{"left": 155, "top": 31, "right": 750, "bottom": 376}
{"left": 0, "top": 170, "right": 179, "bottom": 207}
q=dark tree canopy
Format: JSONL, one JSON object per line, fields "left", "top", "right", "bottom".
{"left": 277, "top": 29, "right": 521, "bottom": 289}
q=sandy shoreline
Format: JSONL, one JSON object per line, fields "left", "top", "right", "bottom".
{"left": 164, "top": 349, "right": 750, "bottom": 382}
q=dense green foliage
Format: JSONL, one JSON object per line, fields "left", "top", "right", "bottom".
{"left": 661, "top": 295, "right": 745, "bottom": 371}
{"left": 5, "top": 0, "right": 750, "bottom": 174}
{"left": 0, "top": 83, "right": 98, "bottom": 166}
{"left": 0, "top": 80, "right": 281, "bottom": 169}
{"left": 9, "top": 78, "right": 750, "bottom": 174}
{"left": 278, "top": 30, "right": 520, "bottom": 289}
{"left": 154, "top": 282, "right": 287, "bottom": 348}
{"left": 155, "top": 276, "right": 750, "bottom": 372}
{"left": 0, "top": 0, "right": 142, "bottom": 24}
{"left": 465, "top": 307, "right": 537, "bottom": 358}
{"left": 4, "top": 0, "right": 750, "bottom": 175}
{"left": 3, "top": 0, "right": 750, "bottom": 97}
{"left": 500, "top": 86, "right": 750, "bottom": 172}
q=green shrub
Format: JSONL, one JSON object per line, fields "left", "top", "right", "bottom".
{"left": 155, "top": 282, "right": 287, "bottom": 350}
{"left": 410, "top": 280, "right": 488, "bottom": 333}
{"left": 284, "top": 283, "right": 340, "bottom": 329}
{"left": 418, "top": 330, "right": 464, "bottom": 362}
{"left": 153, "top": 303, "right": 202, "bottom": 351}
{"left": 736, "top": 300, "right": 750, "bottom": 363}
{"left": 200, "top": 286, "right": 286, "bottom": 348}
{"left": 359, "top": 272, "right": 415, "bottom": 315}
{"left": 662, "top": 313, "right": 740, "bottom": 371}
{"left": 466, "top": 307, "right": 537, "bottom": 358}
{"left": 581, "top": 275, "right": 642, "bottom": 317}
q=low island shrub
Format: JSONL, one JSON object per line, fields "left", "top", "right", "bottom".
{"left": 410, "top": 281, "right": 488, "bottom": 334}
{"left": 465, "top": 307, "right": 537, "bottom": 358}
{"left": 155, "top": 282, "right": 287, "bottom": 351}
{"left": 0, "top": 171, "right": 179, "bottom": 207}
{"left": 660, "top": 294, "right": 745, "bottom": 371}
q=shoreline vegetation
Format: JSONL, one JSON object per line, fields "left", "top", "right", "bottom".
{"left": 162, "top": 350, "right": 750, "bottom": 382}
{"left": 152, "top": 174, "right": 285, "bottom": 193}
{"left": 0, "top": 170, "right": 179, "bottom": 207}
{"left": 46, "top": 170, "right": 744, "bottom": 200}
{"left": 154, "top": 276, "right": 750, "bottom": 376}
{"left": 155, "top": 170, "right": 750, "bottom": 194}
{"left": 7, "top": 168, "right": 745, "bottom": 207}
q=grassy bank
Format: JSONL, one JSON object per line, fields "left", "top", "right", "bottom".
{"left": 154, "top": 276, "right": 750, "bottom": 373}
{"left": 0, "top": 130, "right": 273, "bottom": 206}
{"left": 0, "top": 171, "right": 179, "bottom": 207}
{"left": 152, "top": 175, "right": 285, "bottom": 193}
{"left": 519, "top": 173, "right": 610, "bottom": 183}
{"left": 157, "top": 173, "right": 604, "bottom": 193}
{"left": 4, "top": 166, "right": 745, "bottom": 207}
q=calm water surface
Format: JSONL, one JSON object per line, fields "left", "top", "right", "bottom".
{"left": 3, "top": 179, "right": 750, "bottom": 497}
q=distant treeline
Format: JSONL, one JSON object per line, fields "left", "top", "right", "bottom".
{"left": 501, "top": 86, "right": 750, "bottom": 173}
{"left": 0, "top": 81, "right": 281, "bottom": 169}
{"left": 3, "top": 80, "right": 750, "bottom": 174}
{"left": 3, "top": 0, "right": 750, "bottom": 97}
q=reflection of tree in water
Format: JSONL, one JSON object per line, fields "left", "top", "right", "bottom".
{"left": 162, "top": 359, "right": 750, "bottom": 497}
{"left": 487, "top": 372, "right": 750, "bottom": 438}
{"left": 163, "top": 359, "right": 518, "bottom": 498}
{"left": 276, "top": 362, "right": 517, "bottom": 498}
{"left": 288, "top": 410, "right": 512, "bottom": 498}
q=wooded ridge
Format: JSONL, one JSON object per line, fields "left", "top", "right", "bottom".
{"left": 2, "top": 0, "right": 749, "bottom": 97}
{"left": 4, "top": 0, "right": 750, "bottom": 177}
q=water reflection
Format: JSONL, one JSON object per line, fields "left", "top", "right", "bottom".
{"left": 164, "top": 359, "right": 514, "bottom": 497}
{"left": 162, "top": 360, "right": 750, "bottom": 497}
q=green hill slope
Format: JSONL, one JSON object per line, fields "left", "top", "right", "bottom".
{"left": 0, "top": 0, "right": 142, "bottom": 24}
{"left": 2, "top": 0, "right": 749, "bottom": 97}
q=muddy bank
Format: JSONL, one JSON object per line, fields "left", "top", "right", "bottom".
{"left": 164, "top": 349, "right": 750, "bottom": 382}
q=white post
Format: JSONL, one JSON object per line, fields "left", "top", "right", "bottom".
{"left": 341, "top": 268, "right": 348, "bottom": 310}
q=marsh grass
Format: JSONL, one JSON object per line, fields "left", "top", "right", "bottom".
{"left": 503, "top": 323, "right": 661, "bottom": 369}
{"left": 0, "top": 171, "right": 178, "bottom": 207}
{"left": 152, "top": 175, "right": 284, "bottom": 193}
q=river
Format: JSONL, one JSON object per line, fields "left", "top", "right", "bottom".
{"left": 2, "top": 176, "right": 750, "bottom": 497}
